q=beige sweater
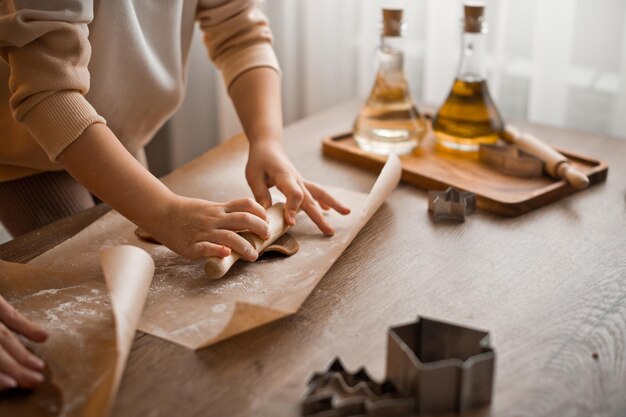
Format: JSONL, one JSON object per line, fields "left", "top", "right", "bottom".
{"left": 0, "top": 0, "right": 280, "bottom": 182}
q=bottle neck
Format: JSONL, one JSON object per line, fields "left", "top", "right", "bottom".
{"left": 378, "top": 35, "right": 405, "bottom": 74}
{"left": 457, "top": 31, "right": 487, "bottom": 82}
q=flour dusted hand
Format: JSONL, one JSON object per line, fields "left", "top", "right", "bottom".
{"left": 0, "top": 295, "right": 48, "bottom": 390}
{"left": 141, "top": 197, "right": 271, "bottom": 261}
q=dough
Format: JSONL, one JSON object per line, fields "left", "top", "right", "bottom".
{"left": 136, "top": 227, "right": 299, "bottom": 257}
{"left": 259, "top": 233, "right": 299, "bottom": 257}
{"left": 204, "top": 203, "right": 292, "bottom": 279}
{"left": 134, "top": 203, "right": 298, "bottom": 279}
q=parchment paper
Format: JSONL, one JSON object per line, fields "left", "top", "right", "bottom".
{"left": 30, "top": 136, "right": 402, "bottom": 349}
{"left": 0, "top": 245, "right": 154, "bottom": 417}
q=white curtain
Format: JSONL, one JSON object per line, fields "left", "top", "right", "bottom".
{"left": 164, "top": 0, "right": 626, "bottom": 169}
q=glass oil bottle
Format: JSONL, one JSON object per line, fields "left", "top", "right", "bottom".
{"left": 353, "top": 8, "right": 427, "bottom": 155}
{"left": 432, "top": 2, "right": 504, "bottom": 155}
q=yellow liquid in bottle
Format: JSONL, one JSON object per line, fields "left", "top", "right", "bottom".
{"left": 432, "top": 78, "right": 503, "bottom": 155}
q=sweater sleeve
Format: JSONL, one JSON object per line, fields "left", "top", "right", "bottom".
{"left": 0, "top": 1, "right": 105, "bottom": 161}
{"left": 196, "top": 0, "right": 281, "bottom": 90}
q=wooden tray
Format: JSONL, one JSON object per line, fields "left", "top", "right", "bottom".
{"left": 322, "top": 132, "right": 608, "bottom": 216}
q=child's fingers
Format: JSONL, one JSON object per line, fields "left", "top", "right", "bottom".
{"left": 318, "top": 200, "right": 332, "bottom": 211}
{"left": 224, "top": 198, "right": 268, "bottom": 222}
{"left": 218, "top": 212, "right": 270, "bottom": 240}
{"left": 304, "top": 181, "right": 351, "bottom": 215}
{"left": 188, "top": 242, "right": 231, "bottom": 259}
{"left": 0, "top": 324, "right": 45, "bottom": 372}
{"left": 275, "top": 176, "right": 304, "bottom": 226}
{"left": 0, "top": 347, "right": 44, "bottom": 389}
{"left": 208, "top": 230, "right": 258, "bottom": 262}
{"left": 0, "top": 296, "right": 48, "bottom": 343}
{"left": 246, "top": 175, "right": 272, "bottom": 209}
{"left": 300, "top": 190, "right": 335, "bottom": 236}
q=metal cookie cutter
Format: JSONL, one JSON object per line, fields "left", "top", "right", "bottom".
{"left": 428, "top": 187, "right": 476, "bottom": 222}
{"left": 301, "top": 358, "right": 415, "bottom": 417}
{"left": 387, "top": 316, "right": 495, "bottom": 415}
{"left": 479, "top": 143, "right": 544, "bottom": 178}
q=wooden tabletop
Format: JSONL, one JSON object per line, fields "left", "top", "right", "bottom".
{"left": 1, "top": 101, "right": 625, "bottom": 417}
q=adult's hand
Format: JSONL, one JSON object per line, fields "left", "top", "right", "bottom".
{"left": 0, "top": 295, "right": 48, "bottom": 390}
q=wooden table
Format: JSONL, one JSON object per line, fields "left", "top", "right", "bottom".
{"left": 1, "top": 101, "right": 625, "bottom": 417}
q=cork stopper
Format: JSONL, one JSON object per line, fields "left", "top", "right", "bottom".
{"left": 463, "top": 1, "right": 487, "bottom": 33}
{"left": 382, "top": 8, "right": 404, "bottom": 37}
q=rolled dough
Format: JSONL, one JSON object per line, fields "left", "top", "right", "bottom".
{"left": 134, "top": 203, "right": 297, "bottom": 279}
{"left": 204, "top": 203, "right": 292, "bottom": 279}
{"left": 260, "top": 233, "right": 299, "bottom": 256}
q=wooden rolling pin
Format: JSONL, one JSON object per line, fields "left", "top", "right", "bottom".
{"left": 204, "top": 202, "right": 291, "bottom": 279}
{"left": 503, "top": 125, "right": 589, "bottom": 189}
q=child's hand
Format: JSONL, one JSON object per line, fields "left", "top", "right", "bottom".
{"left": 57, "top": 124, "right": 271, "bottom": 261}
{"left": 0, "top": 295, "right": 48, "bottom": 390}
{"left": 228, "top": 67, "right": 350, "bottom": 235}
{"left": 245, "top": 142, "right": 351, "bottom": 236}
{"left": 142, "top": 196, "right": 271, "bottom": 261}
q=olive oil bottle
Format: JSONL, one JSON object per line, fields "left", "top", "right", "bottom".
{"left": 432, "top": 2, "right": 503, "bottom": 155}
{"left": 353, "top": 8, "right": 427, "bottom": 155}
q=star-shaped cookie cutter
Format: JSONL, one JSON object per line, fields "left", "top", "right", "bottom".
{"left": 301, "top": 358, "right": 415, "bottom": 417}
{"left": 428, "top": 187, "right": 476, "bottom": 222}
{"left": 479, "top": 143, "right": 544, "bottom": 178}
{"left": 387, "top": 316, "right": 495, "bottom": 415}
